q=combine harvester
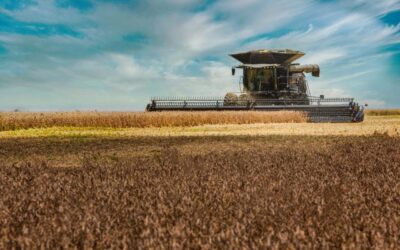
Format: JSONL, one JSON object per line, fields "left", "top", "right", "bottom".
{"left": 146, "top": 49, "right": 365, "bottom": 122}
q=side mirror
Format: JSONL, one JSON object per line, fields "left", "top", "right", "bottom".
{"left": 231, "top": 68, "right": 235, "bottom": 76}
{"left": 365, "top": 103, "right": 368, "bottom": 107}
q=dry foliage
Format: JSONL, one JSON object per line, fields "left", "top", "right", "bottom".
{"left": 0, "top": 111, "right": 306, "bottom": 131}
{"left": 366, "top": 109, "right": 400, "bottom": 116}
{"left": 0, "top": 136, "right": 399, "bottom": 249}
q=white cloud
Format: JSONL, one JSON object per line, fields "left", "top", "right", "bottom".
{"left": 362, "top": 99, "right": 386, "bottom": 107}
{"left": 2, "top": 0, "right": 85, "bottom": 25}
{"left": 322, "top": 70, "right": 375, "bottom": 85}
{"left": 302, "top": 48, "right": 347, "bottom": 65}
{"left": 340, "top": 0, "right": 400, "bottom": 16}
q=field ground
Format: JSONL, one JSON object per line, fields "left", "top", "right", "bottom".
{"left": 0, "top": 114, "right": 399, "bottom": 248}
{"left": 0, "top": 115, "right": 399, "bottom": 138}
{"left": 1, "top": 135, "right": 399, "bottom": 248}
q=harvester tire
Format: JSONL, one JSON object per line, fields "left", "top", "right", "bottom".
{"left": 237, "top": 94, "right": 253, "bottom": 106}
{"left": 224, "top": 92, "right": 238, "bottom": 106}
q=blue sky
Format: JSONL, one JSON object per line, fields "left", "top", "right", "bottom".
{"left": 0, "top": 0, "right": 399, "bottom": 111}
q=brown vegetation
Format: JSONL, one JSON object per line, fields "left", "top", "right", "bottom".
{"left": 0, "top": 135, "right": 399, "bottom": 248}
{"left": 0, "top": 111, "right": 306, "bottom": 131}
{"left": 365, "top": 109, "right": 400, "bottom": 116}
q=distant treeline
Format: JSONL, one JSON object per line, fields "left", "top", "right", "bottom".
{"left": 365, "top": 109, "right": 400, "bottom": 116}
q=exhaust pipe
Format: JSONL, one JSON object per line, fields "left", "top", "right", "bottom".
{"left": 289, "top": 64, "right": 320, "bottom": 77}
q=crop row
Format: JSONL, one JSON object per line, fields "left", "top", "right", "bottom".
{"left": 0, "top": 111, "right": 306, "bottom": 131}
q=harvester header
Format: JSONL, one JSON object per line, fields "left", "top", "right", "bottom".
{"left": 146, "top": 49, "right": 365, "bottom": 122}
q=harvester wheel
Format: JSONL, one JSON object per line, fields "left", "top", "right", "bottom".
{"left": 224, "top": 92, "right": 238, "bottom": 106}
{"left": 237, "top": 94, "right": 252, "bottom": 106}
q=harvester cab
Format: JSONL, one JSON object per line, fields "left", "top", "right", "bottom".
{"left": 146, "top": 49, "right": 365, "bottom": 123}
{"left": 228, "top": 49, "right": 318, "bottom": 104}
